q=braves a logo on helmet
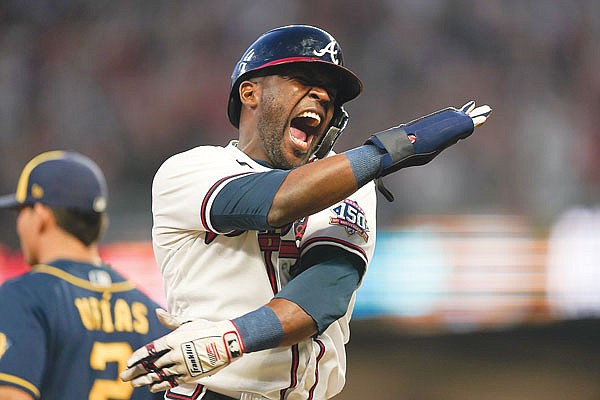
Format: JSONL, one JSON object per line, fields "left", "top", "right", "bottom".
{"left": 330, "top": 199, "right": 369, "bottom": 242}
{"left": 313, "top": 40, "right": 339, "bottom": 64}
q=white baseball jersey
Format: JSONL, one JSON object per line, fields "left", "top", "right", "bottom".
{"left": 152, "top": 141, "right": 376, "bottom": 399}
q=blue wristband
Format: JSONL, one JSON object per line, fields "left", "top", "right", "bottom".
{"left": 344, "top": 145, "right": 384, "bottom": 187}
{"left": 232, "top": 306, "right": 283, "bottom": 353}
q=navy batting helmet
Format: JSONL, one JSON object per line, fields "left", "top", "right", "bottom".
{"left": 227, "top": 25, "right": 362, "bottom": 157}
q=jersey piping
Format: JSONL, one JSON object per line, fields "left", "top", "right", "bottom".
{"left": 30, "top": 264, "right": 135, "bottom": 292}
{"left": 279, "top": 344, "right": 300, "bottom": 400}
{"left": 201, "top": 172, "right": 255, "bottom": 234}
{"left": 307, "top": 339, "right": 326, "bottom": 400}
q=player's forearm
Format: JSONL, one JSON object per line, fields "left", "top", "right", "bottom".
{"left": 265, "top": 298, "right": 317, "bottom": 346}
{"left": 226, "top": 301, "right": 313, "bottom": 354}
{"left": 234, "top": 252, "right": 361, "bottom": 349}
{"left": 268, "top": 153, "right": 359, "bottom": 227}
{"left": 211, "top": 156, "right": 365, "bottom": 232}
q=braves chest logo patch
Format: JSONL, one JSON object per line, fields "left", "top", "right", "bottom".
{"left": 330, "top": 199, "right": 369, "bottom": 242}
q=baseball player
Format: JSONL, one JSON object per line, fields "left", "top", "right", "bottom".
{"left": 0, "top": 151, "right": 170, "bottom": 400}
{"left": 120, "top": 25, "right": 491, "bottom": 399}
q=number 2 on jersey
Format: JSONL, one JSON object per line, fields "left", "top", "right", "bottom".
{"left": 89, "top": 341, "right": 134, "bottom": 400}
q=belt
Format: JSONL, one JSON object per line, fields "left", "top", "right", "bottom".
{"left": 205, "top": 389, "right": 267, "bottom": 400}
{"left": 202, "top": 390, "right": 236, "bottom": 400}
{"left": 165, "top": 387, "right": 237, "bottom": 400}
{"left": 166, "top": 386, "right": 266, "bottom": 400}
{"left": 203, "top": 390, "right": 237, "bottom": 400}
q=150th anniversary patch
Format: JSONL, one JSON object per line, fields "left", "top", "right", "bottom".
{"left": 330, "top": 199, "right": 369, "bottom": 242}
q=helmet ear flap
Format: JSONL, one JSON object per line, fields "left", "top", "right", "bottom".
{"left": 313, "top": 106, "right": 349, "bottom": 159}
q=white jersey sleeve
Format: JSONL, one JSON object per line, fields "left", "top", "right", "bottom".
{"left": 152, "top": 144, "right": 267, "bottom": 238}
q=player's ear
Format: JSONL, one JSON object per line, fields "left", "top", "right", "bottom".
{"left": 239, "top": 80, "right": 260, "bottom": 109}
{"left": 31, "top": 203, "right": 55, "bottom": 233}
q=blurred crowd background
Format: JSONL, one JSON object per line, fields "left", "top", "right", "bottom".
{"left": 1, "top": 0, "right": 599, "bottom": 238}
{"left": 1, "top": 1, "right": 600, "bottom": 397}
{"left": 2, "top": 0, "right": 600, "bottom": 322}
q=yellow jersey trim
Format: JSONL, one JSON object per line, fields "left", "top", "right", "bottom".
{"left": 0, "top": 372, "right": 40, "bottom": 397}
{"left": 32, "top": 264, "right": 135, "bottom": 293}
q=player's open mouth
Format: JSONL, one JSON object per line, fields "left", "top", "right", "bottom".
{"left": 289, "top": 111, "right": 321, "bottom": 153}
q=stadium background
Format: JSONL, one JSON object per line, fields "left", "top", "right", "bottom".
{"left": 1, "top": 1, "right": 600, "bottom": 398}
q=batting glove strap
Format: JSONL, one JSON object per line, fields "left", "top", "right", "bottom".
{"left": 365, "top": 106, "right": 475, "bottom": 177}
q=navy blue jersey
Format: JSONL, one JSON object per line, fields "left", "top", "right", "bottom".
{"left": 0, "top": 259, "right": 170, "bottom": 400}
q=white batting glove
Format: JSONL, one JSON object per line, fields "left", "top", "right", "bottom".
{"left": 460, "top": 100, "right": 492, "bottom": 127}
{"left": 119, "top": 318, "right": 245, "bottom": 393}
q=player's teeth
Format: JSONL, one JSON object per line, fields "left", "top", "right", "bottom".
{"left": 299, "top": 111, "right": 321, "bottom": 126}
{"left": 289, "top": 133, "right": 309, "bottom": 149}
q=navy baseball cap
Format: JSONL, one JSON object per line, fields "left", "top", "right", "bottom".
{"left": 0, "top": 150, "right": 108, "bottom": 212}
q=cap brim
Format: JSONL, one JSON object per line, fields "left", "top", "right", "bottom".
{"left": 0, "top": 194, "right": 20, "bottom": 209}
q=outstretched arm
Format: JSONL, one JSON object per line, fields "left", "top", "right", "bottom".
{"left": 269, "top": 101, "right": 491, "bottom": 226}
{"left": 210, "top": 101, "right": 491, "bottom": 231}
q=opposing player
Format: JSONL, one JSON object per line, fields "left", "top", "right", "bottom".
{"left": 120, "top": 25, "right": 491, "bottom": 399}
{"left": 0, "top": 151, "right": 169, "bottom": 400}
